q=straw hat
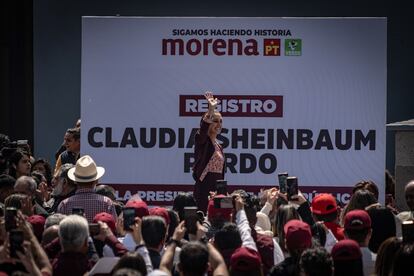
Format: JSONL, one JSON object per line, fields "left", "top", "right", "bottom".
{"left": 67, "top": 155, "right": 105, "bottom": 182}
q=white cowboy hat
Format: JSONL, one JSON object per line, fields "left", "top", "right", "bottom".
{"left": 67, "top": 155, "right": 105, "bottom": 182}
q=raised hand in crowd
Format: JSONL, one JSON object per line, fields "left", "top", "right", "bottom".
{"left": 0, "top": 233, "right": 14, "bottom": 265}
{"left": 172, "top": 220, "right": 186, "bottom": 243}
{"left": 16, "top": 241, "right": 42, "bottom": 276}
{"left": 288, "top": 190, "right": 307, "bottom": 206}
{"left": 204, "top": 91, "right": 218, "bottom": 113}
{"left": 0, "top": 211, "right": 52, "bottom": 275}
{"left": 130, "top": 217, "right": 143, "bottom": 246}
{"left": 234, "top": 194, "right": 244, "bottom": 211}
{"left": 189, "top": 221, "right": 207, "bottom": 242}
{"left": 267, "top": 187, "right": 279, "bottom": 206}
{"left": 16, "top": 211, "right": 52, "bottom": 275}
{"left": 159, "top": 221, "right": 186, "bottom": 274}
{"left": 92, "top": 221, "right": 112, "bottom": 242}
{"left": 37, "top": 180, "right": 50, "bottom": 203}
{"left": 207, "top": 242, "right": 229, "bottom": 276}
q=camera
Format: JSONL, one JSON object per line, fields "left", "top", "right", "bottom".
{"left": 213, "top": 196, "right": 233, "bottom": 209}
{"left": 123, "top": 207, "right": 136, "bottom": 231}
{"left": 278, "top": 172, "right": 288, "bottom": 193}
{"left": 89, "top": 223, "right": 101, "bottom": 236}
{"left": 286, "top": 176, "right": 298, "bottom": 201}
{"left": 402, "top": 220, "right": 414, "bottom": 243}
{"left": 184, "top": 207, "right": 198, "bottom": 235}
{"left": 9, "top": 230, "right": 24, "bottom": 258}
{"left": 5, "top": 207, "right": 18, "bottom": 232}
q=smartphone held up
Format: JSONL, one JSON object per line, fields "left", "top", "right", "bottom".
{"left": 286, "top": 176, "right": 299, "bottom": 201}
{"left": 278, "top": 172, "right": 288, "bottom": 194}
{"left": 184, "top": 206, "right": 198, "bottom": 235}
{"left": 122, "top": 207, "right": 136, "bottom": 231}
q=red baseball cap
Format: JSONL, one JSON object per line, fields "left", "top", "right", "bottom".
{"left": 149, "top": 206, "right": 170, "bottom": 225}
{"left": 207, "top": 195, "right": 232, "bottom": 221}
{"left": 344, "top": 210, "right": 371, "bottom": 230}
{"left": 93, "top": 212, "right": 116, "bottom": 234}
{"left": 284, "top": 219, "right": 312, "bottom": 251}
{"left": 311, "top": 193, "right": 338, "bottom": 215}
{"left": 27, "top": 215, "right": 46, "bottom": 242}
{"left": 230, "top": 246, "right": 262, "bottom": 272}
{"left": 125, "top": 199, "right": 149, "bottom": 218}
{"left": 331, "top": 239, "right": 362, "bottom": 261}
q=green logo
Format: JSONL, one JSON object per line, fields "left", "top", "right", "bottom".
{"left": 285, "top": 39, "right": 302, "bottom": 56}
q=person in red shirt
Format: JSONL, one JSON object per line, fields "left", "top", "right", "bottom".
{"left": 311, "top": 193, "right": 345, "bottom": 241}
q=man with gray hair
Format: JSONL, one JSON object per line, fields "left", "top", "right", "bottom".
{"left": 14, "top": 175, "right": 49, "bottom": 216}
{"left": 52, "top": 215, "right": 92, "bottom": 275}
{"left": 46, "top": 163, "right": 77, "bottom": 213}
{"left": 44, "top": 213, "right": 67, "bottom": 229}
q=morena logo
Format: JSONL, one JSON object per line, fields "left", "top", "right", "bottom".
{"left": 179, "top": 95, "right": 283, "bottom": 117}
{"left": 162, "top": 38, "right": 282, "bottom": 56}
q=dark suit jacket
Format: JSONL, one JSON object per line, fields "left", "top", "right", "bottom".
{"left": 192, "top": 115, "right": 225, "bottom": 182}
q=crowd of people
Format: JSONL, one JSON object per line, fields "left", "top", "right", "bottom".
{"left": 0, "top": 96, "right": 413, "bottom": 276}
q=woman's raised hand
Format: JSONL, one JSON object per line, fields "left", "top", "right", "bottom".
{"left": 204, "top": 91, "right": 218, "bottom": 112}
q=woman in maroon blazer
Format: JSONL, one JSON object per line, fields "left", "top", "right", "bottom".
{"left": 192, "top": 91, "right": 225, "bottom": 212}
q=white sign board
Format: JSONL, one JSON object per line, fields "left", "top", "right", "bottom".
{"left": 81, "top": 17, "right": 386, "bottom": 204}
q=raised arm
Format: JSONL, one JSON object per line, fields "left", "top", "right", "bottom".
{"left": 234, "top": 195, "right": 258, "bottom": 251}
{"left": 159, "top": 221, "right": 186, "bottom": 275}
{"left": 196, "top": 91, "right": 218, "bottom": 145}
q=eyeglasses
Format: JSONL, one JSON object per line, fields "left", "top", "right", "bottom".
{"left": 212, "top": 119, "right": 223, "bottom": 123}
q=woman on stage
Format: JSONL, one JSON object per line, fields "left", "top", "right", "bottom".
{"left": 192, "top": 91, "right": 225, "bottom": 213}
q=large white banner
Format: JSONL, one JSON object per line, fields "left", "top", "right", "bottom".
{"left": 81, "top": 17, "right": 387, "bottom": 204}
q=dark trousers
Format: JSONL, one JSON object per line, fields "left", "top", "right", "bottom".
{"left": 194, "top": 172, "right": 223, "bottom": 213}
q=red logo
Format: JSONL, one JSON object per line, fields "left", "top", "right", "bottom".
{"left": 263, "top": 39, "right": 280, "bottom": 56}
{"left": 179, "top": 95, "right": 283, "bottom": 117}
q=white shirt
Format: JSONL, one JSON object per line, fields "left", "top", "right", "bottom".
{"left": 324, "top": 229, "right": 338, "bottom": 253}
{"left": 272, "top": 238, "right": 285, "bottom": 265}
{"left": 119, "top": 232, "right": 138, "bottom": 251}
{"left": 361, "top": 246, "right": 376, "bottom": 276}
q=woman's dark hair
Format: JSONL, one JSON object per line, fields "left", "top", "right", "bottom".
{"left": 95, "top": 184, "right": 117, "bottom": 200}
{"left": 367, "top": 207, "right": 396, "bottom": 253}
{"left": 300, "top": 247, "right": 333, "bottom": 276}
{"left": 375, "top": 237, "right": 402, "bottom": 276}
{"left": 166, "top": 209, "right": 179, "bottom": 241}
{"left": 391, "top": 243, "right": 414, "bottom": 276}
{"left": 333, "top": 259, "right": 363, "bottom": 276}
{"left": 341, "top": 189, "right": 378, "bottom": 225}
{"left": 172, "top": 192, "right": 197, "bottom": 221}
{"left": 179, "top": 242, "right": 209, "bottom": 276}
{"left": 8, "top": 149, "right": 29, "bottom": 179}
{"left": 111, "top": 252, "right": 147, "bottom": 276}
{"left": 214, "top": 222, "right": 242, "bottom": 251}
{"left": 312, "top": 222, "right": 327, "bottom": 247}
{"left": 31, "top": 171, "right": 46, "bottom": 187}
{"left": 352, "top": 180, "right": 379, "bottom": 200}
{"left": 274, "top": 204, "right": 300, "bottom": 251}
{"left": 141, "top": 216, "right": 167, "bottom": 248}
{"left": 31, "top": 158, "right": 52, "bottom": 185}
{"left": 4, "top": 193, "right": 28, "bottom": 210}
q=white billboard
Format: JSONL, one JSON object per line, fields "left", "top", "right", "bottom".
{"left": 81, "top": 17, "right": 386, "bottom": 204}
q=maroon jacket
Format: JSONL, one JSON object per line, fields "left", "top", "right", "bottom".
{"left": 192, "top": 115, "right": 225, "bottom": 181}
{"left": 52, "top": 251, "right": 91, "bottom": 276}
{"left": 252, "top": 229, "right": 275, "bottom": 275}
